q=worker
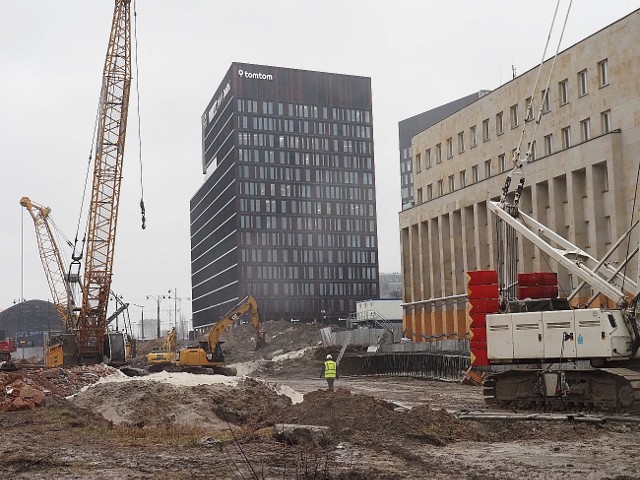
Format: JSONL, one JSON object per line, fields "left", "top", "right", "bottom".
{"left": 320, "top": 354, "right": 338, "bottom": 391}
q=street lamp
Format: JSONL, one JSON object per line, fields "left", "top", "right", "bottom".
{"left": 167, "top": 288, "right": 190, "bottom": 338}
{"left": 146, "top": 294, "right": 168, "bottom": 338}
{"left": 133, "top": 304, "right": 144, "bottom": 339}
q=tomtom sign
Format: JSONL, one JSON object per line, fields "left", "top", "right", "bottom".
{"left": 238, "top": 68, "right": 273, "bottom": 81}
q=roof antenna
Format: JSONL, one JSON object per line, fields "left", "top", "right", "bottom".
{"left": 512, "top": 65, "right": 517, "bottom": 79}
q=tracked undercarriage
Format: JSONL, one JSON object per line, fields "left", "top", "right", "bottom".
{"left": 484, "top": 367, "right": 640, "bottom": 413}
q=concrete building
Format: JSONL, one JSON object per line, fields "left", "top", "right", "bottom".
{"left": 191, "top": 63, "right": 379, "bottom": 329}
{"left": 399, "top": 10, "right": 640, "bottom": 341}
{"left": 399, "top": 91, "right": 490, "bottom": 209}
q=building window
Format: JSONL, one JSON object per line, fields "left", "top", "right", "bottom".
{"left": 415, "top": 153, "right": 422, "bottom": 173}
{"left": 580, "top": 118, "right": 591, "bottom": 142}
{"left": 484, "top": 159, "right": 492, "bottom": 179}
{"left": 578, "top": 69, "right": 588, "bottom": 97}
{"left": 437, "top": 179, "right": 444, "bottom": 196}
{"left": 482, "top": 118, "right": 490, "bottom": 141}
{"left": 446, "top": 138, "right": 453, "bottom": 159}
{"left": 425, "top": 148, "right": 432, "bottom": 168}
{"left": 559, "top": 79, "right": 569, "bottom": 105}
{"left": 470, "top": 125, "right": 477, "bottom": 148}
{"left": 495, "top": 112, "right": 503, "bottom": 136}
{"left": 510, "top": 104, "right": 519, "bottom": 129}
{"left": 427, "top": 183, "right": 433, "bottom": 200}
{"left": 544, "top": 134, "right": 553, "bottom": 156}
{"left": 598, "top": 59, "right": 609, "bottom": 87}
{"left": 458, "top": 132, "right": 465, "bottom": 154}
{"left": 498, "top": 153, "right": 506, "bottom": 172}
{"left": 561, "top": 126, "right": 571, "bottom": 149}
{"left": 459, "top": 170, "right": 466, "bottom": 188}
{"left": 601, "top": 110, "right": 611, "bottom": 134}
{"left": 527, "top": 141, "right": 537, "bottom": 161}
{"left": 448, "top": 175, "right": 455, "bottom": 192}
{"left": 472, "top": 165, "right": 479, "bottom": 183}
{"left": 525, "top": 97, "right": 534, "bottom": 121}
{"left": 436, "top": 143, "right": 442, "bottom": 164}
{"left": 417, "top": 188, "right": 423, "bottom": 204}
{"left": 541, "top": 89, "right": 550, "bottom": 113}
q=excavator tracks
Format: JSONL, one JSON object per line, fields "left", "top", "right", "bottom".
{"left": 483, "top": 367, "right": 640, "bottom": 413}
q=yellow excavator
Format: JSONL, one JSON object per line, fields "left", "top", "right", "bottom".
{"left": 146, "top": 327, "right": 177, "bottom": 369}
{"left": 148, "top": 295, "right": 266, "bottom": 375}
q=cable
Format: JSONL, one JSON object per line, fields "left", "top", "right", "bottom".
{"left": 133, "top": 0, "right": 146, "bottom": 230}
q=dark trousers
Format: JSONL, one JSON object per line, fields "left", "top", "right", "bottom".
{"left": 326, "top": 378, "right": 335, "bottom": 391}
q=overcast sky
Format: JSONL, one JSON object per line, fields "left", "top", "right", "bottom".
{"left": 1, "top": 0, "right": 638, "bottom": 328}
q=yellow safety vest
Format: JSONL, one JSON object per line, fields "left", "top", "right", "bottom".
{"left": 324, "top": 360, "right": 337, "bottom": 378}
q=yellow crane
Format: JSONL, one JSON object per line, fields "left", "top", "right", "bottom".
{"left": 77, "top": 0, "right": 133, "bottom": 362}
{"left": 20, "top": 197, "right": 78, "bottom": 332}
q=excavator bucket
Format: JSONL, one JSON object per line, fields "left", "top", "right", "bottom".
{"left": 255, "top": 331, "right": 267, "bottom": 350}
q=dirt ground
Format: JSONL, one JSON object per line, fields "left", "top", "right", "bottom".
{"left": 2, "top": 321, "right": 640, "bottom": 479}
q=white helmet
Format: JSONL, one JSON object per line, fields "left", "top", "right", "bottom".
{"left": 326, "top": 354, "right": 332, "bottom": 359}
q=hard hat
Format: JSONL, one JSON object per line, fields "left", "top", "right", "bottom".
{"left": 326, "top": 354, "right": 332, "bottom": 359}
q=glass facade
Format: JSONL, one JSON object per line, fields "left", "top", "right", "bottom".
{"left": 191, "top": 63, "right": 379, "bottom": 328}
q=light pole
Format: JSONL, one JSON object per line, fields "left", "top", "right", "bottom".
{"left": 167, "top": 288, "right": 190, "bottom": 338}
{"left": 146, "top": 294, "right": 168, "bottom": 338}
{"left": 133, "top": 304, "right": 144, "bottom": 339}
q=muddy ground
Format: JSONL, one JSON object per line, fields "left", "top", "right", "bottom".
{"left": 1, "top": 366, "right": 640, "bottom": 479}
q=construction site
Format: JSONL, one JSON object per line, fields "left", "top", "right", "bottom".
{"left": 3, "top": 1, "right": 640, "bottom": 478}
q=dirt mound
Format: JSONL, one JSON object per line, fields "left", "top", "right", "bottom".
{"left": 71, "top": 376, "right": 291, "bottom": 429}
{"left": 272, "top": 388, "right": 482, "bottom": 445}
{"left": 221, "top": 320, "right": 324, "bottom": 364}
{"left": 0, "top": 364, "right": 118, "bottom": 411}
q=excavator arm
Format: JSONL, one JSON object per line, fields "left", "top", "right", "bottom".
{"left": 207, "top": 295, "right": 265, "bottom": 352}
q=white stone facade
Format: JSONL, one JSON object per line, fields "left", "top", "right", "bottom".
{"left": 399, "top": 10, "right": 640, "bottom": 340}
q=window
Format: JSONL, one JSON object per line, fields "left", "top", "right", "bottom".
{"left": 425, "top": 148, "right": 432, "bottom": 168}
{"left": 527, "top": 141, "right": 537, "bottom": 161}
{"left": 541, "top": 89, "right": 550, "bottom": 113}
{"left": 544, "top": 134, "right": 553, "bottom": 156}
{"left": 472, "top": 165, "right": 479, "bottom": 183}
{"left": 510, "top": 104, "right": 519, "bottom": 128}
{"left": 458, "top": 132, "right": 465, "bottom": 154}
{"left": 446, "top": 138, "right": 453, "bottom": 159}
{"left": 436, "top": 143, "right": 442, "bottom": 164}
{"left": 525, "top": 97, "right": 534, "bottom": 121}
{"left": 578, "top": 69, "right": 588, "bottom": 97}
{"left": 498, "top": 153, "right": 506, "bottom": 172}
{"left": 482, "top": 118, "right": 490, "bottom": 141}
{"left": 495, "top": 112, "right": 503, "bottom": 135}
{"left": 484, "top": 159, "right": 492, "bottom": 178}
{"left": 427, "top": 183, "right": 433, "bottom": 200}
{"left": 580, "top": 118, "right": 591, "bottom": 142}
{"left": 601, "top": 110, "right": 611, "bottom": 134}
{"left": 417, "top": 188, "right": 423, "bottom": 204}
{"left": 470, "top": 125, "right": 477, "bottom": 147}
{"left": 448, "top": 175, "right": 455, "bottom": 192}
{"left": 437, "top": 179, "right": 444, "bottom": 196}
{"left": 415, "top": 153, "right": 422, "bottom": 173}
{"left": 559, "top": 79, "right": 569, "bottom": 105}
{"left": 598, "top": 59, "right": 609, "bottom": 87}
{"left": 561, "top": 126, "right": 571, "bottom": 149}
{"left": 459, "top": 170, "right": 467, "bottom": 188}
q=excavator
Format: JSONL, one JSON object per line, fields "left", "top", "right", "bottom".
{"left": 149, "top": 295, "right": 266, "bottom": 375}
{"left": 146, "top": 327, "right": 177, "bottom": 369}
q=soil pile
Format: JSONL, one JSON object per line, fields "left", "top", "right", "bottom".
{"left": 221, "top": 320, "right": 324, "bottom": 364}
{"left": 0, "top": 364, "right": 118, "bottom": 411}
{"left": 71, "top": 376, "right": 291, "bottom": 429}
{"left": 272, "top": 388, "right": 482, "bottom": 445}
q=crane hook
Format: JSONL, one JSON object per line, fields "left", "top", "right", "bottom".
{"left": 140, "top": 199, "right": 146, "bottom": 230}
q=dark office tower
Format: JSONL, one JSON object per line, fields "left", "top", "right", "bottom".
{"left": 190, "top": 63, "right": 379, "bottom": 330}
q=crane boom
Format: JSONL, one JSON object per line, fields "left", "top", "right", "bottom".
{"left": 20, "top": 197, "right": 77, "bottom": 332}
{"left": 79, "top": 0, "right": 132, "bottom": 360}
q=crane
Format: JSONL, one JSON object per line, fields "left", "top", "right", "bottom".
{"left": 77, "top": 0, "right": 133, "bottom": 362}
{"left": 19, "top": 196, "right": 78, "bottom": 332}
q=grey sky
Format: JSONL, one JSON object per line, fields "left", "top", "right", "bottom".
{"left": 1, "top": 1, "right": 638, "bottom": 327}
